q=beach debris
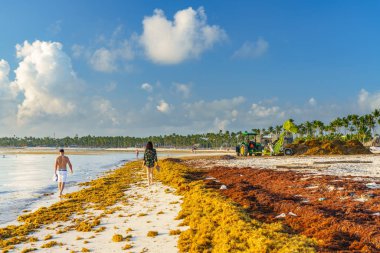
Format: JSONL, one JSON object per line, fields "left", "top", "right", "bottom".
{"left": 275, "top": 213, "right": 287, "bottom": 219}
{"left": 205, "top": 176, "right": 216, "bottom": 180}
{"left": 288, "top": 212, "right": 298, "bottom": 217}
{"left": 305, "top": 185, "right": 319, "bottom": 189}
{"left": 372, "top": 212, "right": 380, "bottom": 216}
{"left": 318, "top": 197, "right": 326, "bottom": 202}
{"left": 327, "top": 185, "right": 335, "bottom": 192}
{"left": 366, "top": 182, "right": 380, "bottom": 189}
{"left": 353, "top": 195, "right": 369, "bottom": 202}
{"left": 220, "top": 185, "right": 227, "bottom": 190}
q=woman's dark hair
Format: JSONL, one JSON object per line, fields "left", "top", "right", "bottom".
{"left": 146, "top": 141, "right": 153, "bottom": 150}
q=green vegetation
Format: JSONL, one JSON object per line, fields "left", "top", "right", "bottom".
{"left": 1, "top": 109, "right": 379, "bottom": 148}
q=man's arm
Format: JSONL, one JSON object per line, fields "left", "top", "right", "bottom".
{"left": 55, "top": 157, "right": 58, "bottom": 175}
{"left": 67, "top": 158, "right": 73, "bottom": 173}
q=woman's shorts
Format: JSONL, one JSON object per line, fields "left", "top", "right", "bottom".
{"left": 58, "top": 170, "right": 67, "bottom": 182}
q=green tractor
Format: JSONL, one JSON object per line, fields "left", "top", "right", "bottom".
{"left": 236, "top": 131, "right": 264, "bottom": 156}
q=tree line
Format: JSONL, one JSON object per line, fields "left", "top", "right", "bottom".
{"left": 1, "top": 109, "right": 379, "bottom": 149}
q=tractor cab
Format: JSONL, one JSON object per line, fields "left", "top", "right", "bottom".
{"left": 236, "top": 131, "right": 264, "bottom": 156}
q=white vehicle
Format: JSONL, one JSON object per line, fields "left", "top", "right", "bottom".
{"left": 369, "top": 146, "right": 380, "bottom": 154}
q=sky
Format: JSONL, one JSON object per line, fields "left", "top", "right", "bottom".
{"left": 0, "top": 0, "right": 380, "bottom": 137}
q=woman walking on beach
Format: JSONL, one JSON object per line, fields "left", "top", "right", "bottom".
{"left": 143, "top": 141, "right": 158, "bottom": 186}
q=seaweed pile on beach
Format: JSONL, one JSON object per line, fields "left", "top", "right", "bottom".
{"left": 286, "top": 139, "right": 371, "bottom": 155}
{"left": 156, "top": 159, "right": 317, "bottom": 252}
{"left": 202, "top": 166, "right": 380, "bottom": 252}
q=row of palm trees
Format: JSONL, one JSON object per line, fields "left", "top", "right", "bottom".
{"left": 255, "top": 109, "right": 380, "bottom": 143}
{"left": 1, "top": 109, "right": 379, "bottom": 148}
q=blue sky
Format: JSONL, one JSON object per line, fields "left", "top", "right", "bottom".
{"left": 0, "top": 0, "right": 380, "bottom": 137}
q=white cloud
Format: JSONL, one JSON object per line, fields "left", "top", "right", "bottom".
{"left": 358, "top": 89, "right": 380, "bottom": 111}
{"left": 249, "top": 103, "right": 284, "bottom": 118}
{"left": 75, "top": 26, "right": 135, "bottom": 73}
{"left": 141, "top": 83, "right": 153, "bottom": 92}
{"left": 308, "top": 97, "right": 317, "bottom": 106}
{"left": 174, "top": 83, "right": 191, "bottom": 98}
{"left": 92, "top": 97, "right": 119, "bottom": 125}
{"left": 156, "top": 100, "right": 172, "bottom": 113}
{"left": 71, "top": 44, "right": 86, "bottom": 58}
{"left": 90, "top": 48, "right": 117, "bottom": 72}
{"left": 185, "top": 96, "right": 245, "bottom": 119}
{"left": 89, "top": 40, "right": 134, "bottom": 72}
{"left": 11, "top": 40, "right": 82, "bottom": 124}
{"left": 0, "top": 59, "right": 10, "bottom": 91}
{"left": 233, "top": 37, "right": 269, "bottom": 59}
{"left": 214, "top": 117, "right": 230, "bottom": 131}
{"left": 140, "top": 7, "right": 226, "bottom": 64}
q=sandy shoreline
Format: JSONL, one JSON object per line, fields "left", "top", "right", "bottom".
{"left": 13, "top": 181, "right": 183, "bottom": 253}
{"left": 2, "top": 153, "right": 380, "bottom": 252}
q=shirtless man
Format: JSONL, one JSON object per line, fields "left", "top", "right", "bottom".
{"left": 55, "top": 149, "right": 73, "bottom": 197}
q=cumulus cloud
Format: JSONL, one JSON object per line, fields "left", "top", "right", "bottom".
{"left": 141, "top": 83, "right": 153, "bottom": 92}
{"left": 90, "top": 48, "right": 117, "bottom": 72}
{"left": 10, "top": 40, "right": 83, "bottom": 124}
{"left": 89, "top": 41, "right": 134, "bottom": 73}
{"left": 185, "top": 96, "right": 245, "bottom": 119}
{"left": 214, "top": 117, "right": 230, "bottom": 131}
{"left": 249, "top": 103, "right": 284, "bottom": 118}
{"left": 73, "top": 26, "right": 135, "bottom": 73}
{"left": 71, "top": 44, "right": 86, "bottom": 58}
{"left": 92, "top": 97, "right": 119, "bottom": 125}
{"left": 156, "top": 100, "right": 173, "bottom": 113}
{"left": 174, "top": 83, "right": 191, "bottom": 98}
{"left": 140, "top": 7, "right": 226, "bottom": 64}
{"left": 358, "top": 89, "right": 380, "bottom": 111}
{"left": 308, "top": 97, "right": 317, "bottom": 106}
{"left": 232, "top": 37, "right": 269, "bottom": 59}
{"left": 0, "top": 59, "right": 10, "bottom": 91}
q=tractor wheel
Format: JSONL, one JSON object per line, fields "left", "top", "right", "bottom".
{"left": 240, "top": 144, "right": 248, "bottom": 156}
{"left": 284, "top": 148, "right": 293, "bottom": 156}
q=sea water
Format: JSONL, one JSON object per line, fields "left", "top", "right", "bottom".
{"left": 0, "top": 152, "right": 138, "bottom": 225}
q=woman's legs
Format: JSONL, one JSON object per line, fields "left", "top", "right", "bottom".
{"left": 146, "top": 166, "right": 154, "bottom": 185}
{"left": 148, "top": 167, "right": 153, "bottom": 185}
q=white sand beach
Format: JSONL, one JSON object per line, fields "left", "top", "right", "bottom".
{"left": 13, "top": 182, "right": 184, "bottom": 253}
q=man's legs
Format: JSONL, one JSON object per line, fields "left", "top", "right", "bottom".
{"left": 58, "top": 182, "right": 65, "bottom": 197}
